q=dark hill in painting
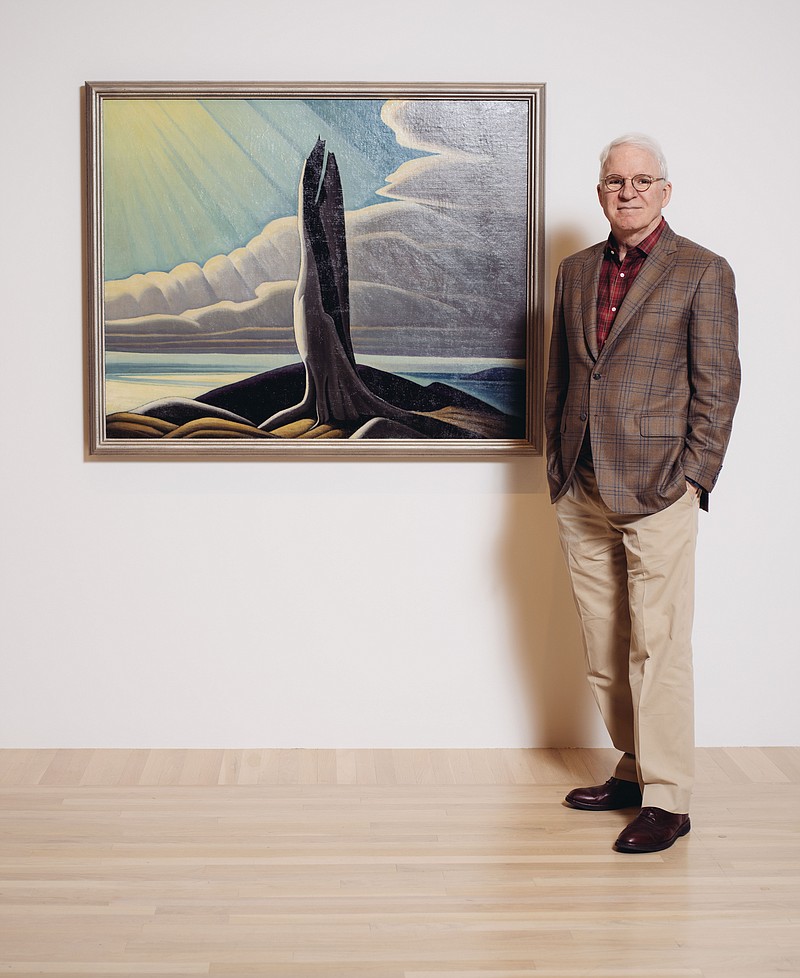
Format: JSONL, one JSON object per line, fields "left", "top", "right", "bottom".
{"left": 198, "top": 363, "right": 513, "bottom": 424}
{"left": 106, "top": 362, "right": 524, "bottom": 441}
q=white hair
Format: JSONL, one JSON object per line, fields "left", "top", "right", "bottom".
{"left": 599, "top": 133, "right": 669, "bottom": 181}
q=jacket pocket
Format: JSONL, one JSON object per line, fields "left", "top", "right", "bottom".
{"left": 640, "top": 415, "right": 685, "bottom": 438}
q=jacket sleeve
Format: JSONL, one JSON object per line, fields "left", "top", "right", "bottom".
{"left": 545, "top": 262, "right": 569, "bottom": 498}
{"left": 681, "top": 256, "right": 741, "bottom": 494}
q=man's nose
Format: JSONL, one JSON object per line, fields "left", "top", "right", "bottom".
{"left": 618, "top": 179, "right": 637, "bottom": 200}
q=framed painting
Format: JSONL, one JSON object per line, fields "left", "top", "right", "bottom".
{"left": 84, "top": 82, "right": 545, "bottom": 458}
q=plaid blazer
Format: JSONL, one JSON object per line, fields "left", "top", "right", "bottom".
{"left": 545, "top": 223, "right": 740, "bottom": 514}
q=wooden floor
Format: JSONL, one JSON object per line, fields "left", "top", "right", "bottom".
{"left": 0, "top": 748, "right": 798, "bottom": 978}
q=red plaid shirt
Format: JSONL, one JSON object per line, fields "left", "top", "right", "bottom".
{"left": 596, "top": 218, "right": 666, "bottom": 350}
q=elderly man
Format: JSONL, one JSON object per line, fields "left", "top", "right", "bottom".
{"left": 545, "top": 133, "right": 740, "bottom": 853}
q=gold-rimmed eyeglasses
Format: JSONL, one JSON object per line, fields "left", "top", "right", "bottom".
{"left": 601, "top": 174, "right": 666, "bottom": 193}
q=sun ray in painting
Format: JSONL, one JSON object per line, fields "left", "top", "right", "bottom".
{"left": 103, "top": 99, "right": 296, "bottom": 279}
{"left": 102, "top": 98, "right": 424, "bottom": 282}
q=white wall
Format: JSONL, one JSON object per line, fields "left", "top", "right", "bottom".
{"left": 2, "top": 0, "right": 798, "bottom": 748}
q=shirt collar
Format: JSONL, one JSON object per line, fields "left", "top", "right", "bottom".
{"left": 605, "top": 217, "right": 667, "bottom": 260}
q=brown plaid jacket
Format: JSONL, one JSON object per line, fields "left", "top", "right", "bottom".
{"left": 545, "top": 223, "right": 741, "bottom": 514}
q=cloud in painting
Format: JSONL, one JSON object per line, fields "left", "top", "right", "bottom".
{"left": 104, "top": 99, "right": 530, "bottom": 359}
{"left": 102, "top": 98, "right": 419, "bottom": 282}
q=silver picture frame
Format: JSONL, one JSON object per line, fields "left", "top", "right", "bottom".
{"left": 85, "top": 81, "right": 545, "bottom": 458}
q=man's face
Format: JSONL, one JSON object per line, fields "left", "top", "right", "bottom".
{"left": 597, "top": 144, "right": 672, "bottom": 241}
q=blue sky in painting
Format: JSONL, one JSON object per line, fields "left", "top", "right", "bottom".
{"left": 103, "top": 98, "right": 427, "bottom": 281}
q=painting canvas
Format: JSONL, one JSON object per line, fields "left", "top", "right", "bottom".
{"left": 85, "top": 83, "right": 545, "bottom": 457}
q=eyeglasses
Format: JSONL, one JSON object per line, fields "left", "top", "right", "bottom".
{"left": 601, "top": 174, "right": 666, "bottom": 193}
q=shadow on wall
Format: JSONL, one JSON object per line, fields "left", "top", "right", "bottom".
{"left": 499, "top": 458, "right": 595, "bottom": 748}
{"left": 498, "top": 226, "right": 601, "bottom": 750}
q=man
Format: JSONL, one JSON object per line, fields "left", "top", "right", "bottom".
{"left": 545, "top": 133, "right": 740, "bottom": 853}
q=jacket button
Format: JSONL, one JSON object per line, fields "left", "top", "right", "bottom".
{"left": 580, "top": 413, "right": 587, "bottom": 421}
{"left": 593, "top": 372, "right": 601, "bottom": 380}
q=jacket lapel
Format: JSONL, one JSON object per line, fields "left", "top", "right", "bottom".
{"left": 581, "top": 244, "right": 604, "bottom": 361}
{"left": 598, "top": 225, "right": 678, "bottom": 357}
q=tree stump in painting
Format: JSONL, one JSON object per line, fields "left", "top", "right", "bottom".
{"left": 259, "top": 138, "right": 407, "bottom": 433}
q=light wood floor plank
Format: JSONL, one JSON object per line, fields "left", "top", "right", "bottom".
{"left": 0, "top": 747, "right": 797, "bottom": 787}
{"left": 234, "top": 749, "right": 263, "bottom": 786}
{"left": 555, "top": 746, "right": 597, "bottom": 784}
{"left": 761, "top": 745, "right": 800, "bottom": 782}
{"left": 569, "top": 746, "right": 619, "bottom": 784}
{"left": 0, "top": 749, "right": 57, "bottom": 786}
{"left": 694, "top": 746, "right": 736, "bottom": 784}
{"left": 139, "top": 749, "right": 187, "bottom": 787}
{"left": 38, "top": 748, "right": 94, "bottom": 786}
{"left": 117, "top": 749, "right": 153, "bottom": 787}
{"left": 177, "top": 750, "right": 224, "bottom": 787}
{"left": 0, "top": 750, "right": 798, "bottom": 977}
{"left": 217, "top": 749, "right": 243, "bottom": 786}
{"left": 315, "top": 749, "right": 338, "bottom": 786}
{"left": 721, "top": 746, "right": 791, "bottom": 783}
{"left": 80, "top": 748, "right": 138, "bottom": 786}
{"left": 368, "top": 751, "right": 395, "bottom": 786}
{"left": 254, "top": 748, "right": 282, "bottom": 785}
{"left": 335, "top": 749, "right": 358, "bottom": 785}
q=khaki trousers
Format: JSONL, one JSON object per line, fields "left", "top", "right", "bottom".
{"left": 555, "top": 460, "right": 699, "bottom": 814}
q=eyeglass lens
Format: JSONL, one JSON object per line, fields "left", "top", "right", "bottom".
{"left": 604, "top": 175, "right": 657, "bottom": 191}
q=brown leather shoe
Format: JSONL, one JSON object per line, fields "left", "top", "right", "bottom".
{"left": 565, "top": 777, "right": 642, "bottom": 811}
{"left": 614, "top": 807, "right": 691, "bottom": 853}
